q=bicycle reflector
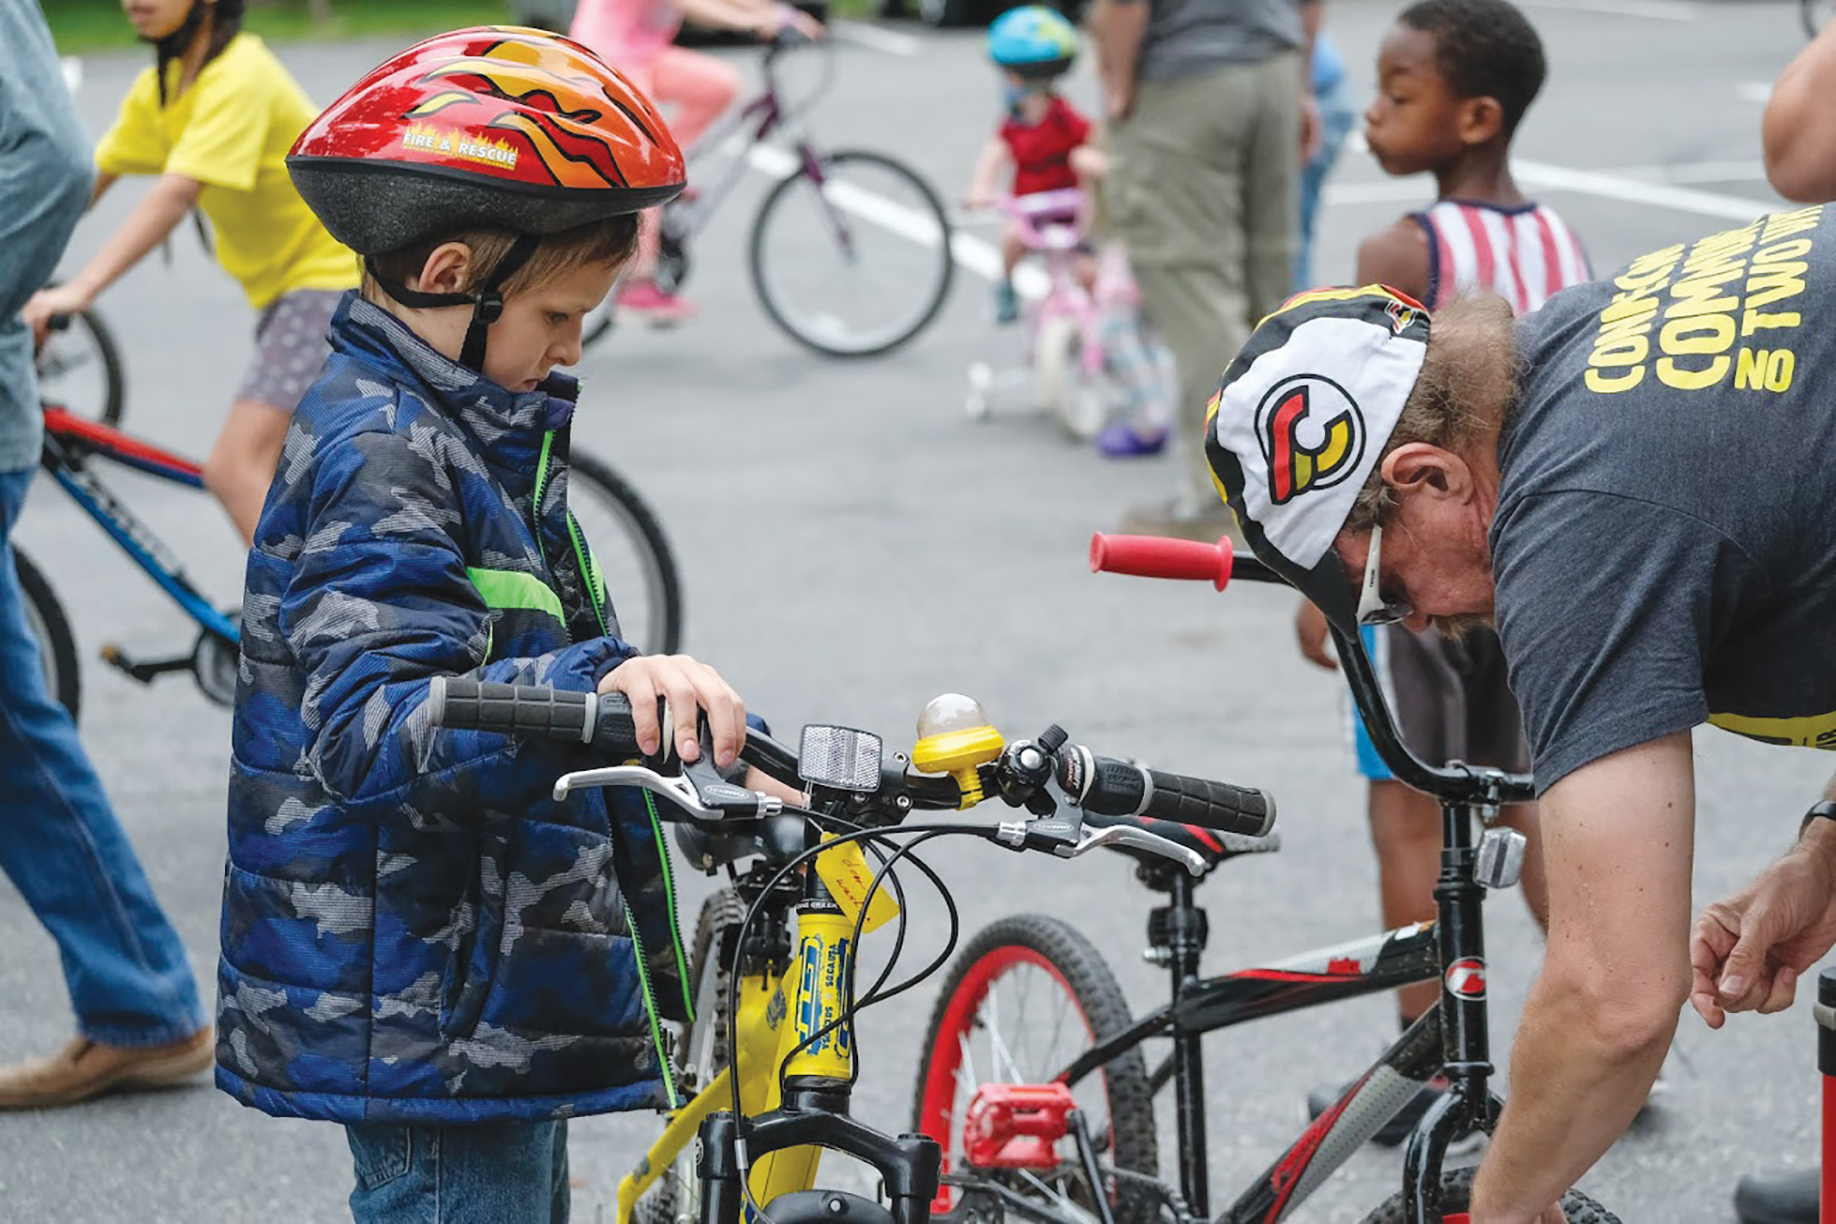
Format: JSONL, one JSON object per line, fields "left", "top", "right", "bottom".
{"left": 964, "top": 1083, "right": 1077, "bottom": 1170}
{"left": 797, "top": 724, "right": 884, "bottom": 792}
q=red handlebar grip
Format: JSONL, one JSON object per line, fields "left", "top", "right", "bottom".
{"left": 1088, "top": 533, "right": 1236, "bottom": 591}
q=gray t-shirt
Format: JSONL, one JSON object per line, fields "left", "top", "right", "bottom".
{"left": 1493, "top": 204, "right": 1836, "bottom": 792}
{"left": 1136, "top": 0, "right": 1302, "bottom": 84}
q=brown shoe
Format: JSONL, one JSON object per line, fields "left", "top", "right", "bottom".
{"left": 0, "top": 1028, "right": 214, "bottom": 1109}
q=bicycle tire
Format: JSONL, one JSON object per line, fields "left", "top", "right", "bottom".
{"left": 912, "top": 914, "right": 1159, "bottom": 1224}
{"left": 566, "top": 450, "right": 684, "bottom": 656}
{"left": 1361, "top": 1167, "right": 1620, "bottom": 1224}
{"left": 35, "top": 304, "right": 126, "bottom": 428}
{"left": 1033, "top": 315, "right": 1110, "bottom": 442}
{"left": 748, "top": 149, "right": 955, "bottom": 359}
{"left": 636, "top": 889, "right": 746, "bottom": 1224}
{"left": 15, "top": 547, "right": 82, "bottom": 722}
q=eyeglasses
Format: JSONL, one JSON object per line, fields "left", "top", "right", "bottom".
{"left": 1356, "top": 523, "right": 1414, "bottom": 627}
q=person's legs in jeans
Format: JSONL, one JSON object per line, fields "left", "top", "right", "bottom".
{"left": 347, "top": 1119, "right": 571, "bottom": 1224}
{"left": 1294, "top": 74, "right": 1356, "bottom": 291}
{"left": 0, "top": 467, "right": 205, "bottom": 1052}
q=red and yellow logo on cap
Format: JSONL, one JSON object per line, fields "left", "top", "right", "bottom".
{"left": 1255, "top": 375, "right": 1366, "bottom": 505}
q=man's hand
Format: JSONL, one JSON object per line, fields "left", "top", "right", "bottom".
{"left": 1293, "top": 600, "right": 1336, "bottom": 670}
{"left": 1105, "top": 79, "right": 1136, "bottom": 123}
{"left": 598, "top": 654, "right": 748, "bottom": 770}
{"left": 1300, "top": 90, "right": 1322, "bottom": 163}
{"left": 21, "top": 283, "right": 90, "bottom": 349}
{"left": 1690, "top": 819, "right": 1836, "bottom": 1027}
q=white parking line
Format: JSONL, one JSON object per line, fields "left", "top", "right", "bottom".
{"left": 1520, "top": 0, "right": 1697, "bottom": 18}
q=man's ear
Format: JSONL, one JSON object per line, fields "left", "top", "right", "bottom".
{"left": 417, "top": 242, "right": 474, "bottom": 295}
{"left": 1455, "top": 96, "right": 1505, "bottom": 147}
{"left": 1382, "top": 442, "right": 1472, "bottom": 500}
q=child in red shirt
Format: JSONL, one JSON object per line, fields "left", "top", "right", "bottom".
{"left": 964, "top": 5, "right": 1090, "bottom": 323}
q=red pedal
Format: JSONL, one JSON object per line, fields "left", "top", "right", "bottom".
{"left": 963, "top": 1083, "right": 1076, "bottom": 1170}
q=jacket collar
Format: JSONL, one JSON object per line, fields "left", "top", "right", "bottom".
{"left": 329, "top": 292, "right": 578, "bottom": 498}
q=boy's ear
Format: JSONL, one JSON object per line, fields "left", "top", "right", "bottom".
{"left": 1455, "top": 95, "right": 1505, "bottom": 147}
{"left": 417, "top": 242, "right": 474, "bottom": 295}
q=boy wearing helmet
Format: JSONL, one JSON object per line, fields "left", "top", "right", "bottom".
{"left": 965, "top": 5, "right": 1091, "bottom": 324}
{"left": 23, "top": 0, "right": 355, "bottom": 544}
{"left": 220, "top": 29, "right": 783, "bottom": 1219}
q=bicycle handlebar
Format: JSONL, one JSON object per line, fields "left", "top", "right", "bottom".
{"left": 1055, "top": 744, "right": 1276, "bottom": 839}
{"left": 1088, "top": 532, "right": 1535, "bottom": 807}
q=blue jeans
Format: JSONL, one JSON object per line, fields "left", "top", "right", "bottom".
{"left": 0, "top": 466, "right": 204, "bottom": 1045}
{"left": 1294, "top": 76, "right": 1359, "bottom": 292}
{"left": 347, "top": 1120, "right": 570, "bottom": 1224}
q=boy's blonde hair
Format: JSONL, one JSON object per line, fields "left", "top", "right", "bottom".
{"left": 362, "top": 215, "right": 640, "bottom": 302}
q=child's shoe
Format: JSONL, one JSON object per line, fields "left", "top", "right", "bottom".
{"left": 992, "top": 279, "right": 1020, "bottom": 325}
{"left": 616, "top": 280, "right": 697, "bottom": 328}
{"left": 1096, "top": 422, "right": 1168, "bottom": 457}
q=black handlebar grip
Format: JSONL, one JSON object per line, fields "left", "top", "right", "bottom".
{"left": 1056, "top": 745, "right": 1276, "bottom": 838}
{"left": 427, "top": 678, "right": 591, "bottom": 740}
{"left": 1142, "top": 769, "right": 1276, "bottom": 839}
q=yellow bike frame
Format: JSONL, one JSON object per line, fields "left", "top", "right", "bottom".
{"left": 614, "top": 892, "right": 862, "bottom": 1223}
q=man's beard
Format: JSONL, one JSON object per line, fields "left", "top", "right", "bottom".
{"left": 1431, "top": 611, "right": 1494, "bottom": 641}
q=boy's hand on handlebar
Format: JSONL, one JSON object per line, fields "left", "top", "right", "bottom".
{"left": 762, "top": 3, "right": 824, "bottom": 40}
{"left": 597, "top": 655, "right": 747, "bottom": 770}
{"left": 22, "top": 284, "right": 88, "bottom": 349}
{"left": 1294, "top": 599, "right": 1337, "bottom": 671}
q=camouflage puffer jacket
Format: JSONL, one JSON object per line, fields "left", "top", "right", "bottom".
{"left": 219, "top": 293, "right": 691, "bottom": 1125}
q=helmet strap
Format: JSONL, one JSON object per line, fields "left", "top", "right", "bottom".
{"left": 364, "top": 233, "right": 541, "bottom": 375}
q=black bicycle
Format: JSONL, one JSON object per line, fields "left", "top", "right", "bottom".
{"left": 904, "top": 534, "right": 1620, "bottom": 1224}
{"left": 580, "top": 31, "right": 955, "bottom": 359}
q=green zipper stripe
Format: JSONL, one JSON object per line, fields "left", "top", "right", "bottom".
{"left": 643, "top": 790, "right": 695, "bottom": 1023}
{"left": 533, "top": 430, "right": 555, "bottom": 510}
{"left": 624, "top": 907, "right": 680, "bottom": 1109}
{"left": 566, "top": 511, "right": 610, "bottom": 638}
{"left": 466, "top": 567, "right": 565, "bottom": 624}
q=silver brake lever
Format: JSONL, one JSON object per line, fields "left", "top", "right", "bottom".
{"left": 552, "top": 765, "right": 784, "bottom": 820}
{"left": 1070, "top": 824, "right": 1206, "bottom": 877}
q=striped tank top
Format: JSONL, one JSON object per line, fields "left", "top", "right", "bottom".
{"left": 1412, "top": 199, "right": 1591, "bottom": 313}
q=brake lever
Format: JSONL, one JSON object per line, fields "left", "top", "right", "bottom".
{"left": 552, "top": 763, "right": 784, "bottom": 820}
{"left": 1071, "top": 824, "right": 1206, "bottom": 877}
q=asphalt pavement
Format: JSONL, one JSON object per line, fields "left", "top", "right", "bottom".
{"left": 2, "top": 4, "right": 1830, "bottom": 1220}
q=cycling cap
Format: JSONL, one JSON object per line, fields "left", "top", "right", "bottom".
{"left": 289, "top": 26, "right": 684, "bottom": 256}
{"left": 1203, "top": 286, "right": 1431, "bottom": 633}
{"left": 988, "top": 6, "right": 1079, "bottom": 78}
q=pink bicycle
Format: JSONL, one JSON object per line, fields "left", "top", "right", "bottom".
{"left": 963, "top": 189, "right": 1173, "bottom": 444}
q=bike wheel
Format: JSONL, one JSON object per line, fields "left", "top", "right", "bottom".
{"left": 636, "top": 889, "right": 745, "bottom": 1224}
{"left": 566, "top": 450, "right": 684, "bottom": 655}
{"left": 1033, "top": 315, "right": 1112, "bottom": 442}
{"left": 14, "top": 547, "right": 82, "bottom": 722}
{"left": 913, "top": 914, "right": 1159, "bottom": 1224}
{"left": 749, "top": 149, "right": 955, "bottom": 358}
{"left": 1361, "top": 1167, "right": 1620, "bottom": 1223}
{"left": 35, "top": 305, "right": 125, "bottom": 427}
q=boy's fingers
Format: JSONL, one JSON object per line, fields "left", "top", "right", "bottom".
{"left": 619, "top": 670, "right": 661, "bottom": 755}
{"left": 687, "top": 662, "right": 744, "bottom": 770}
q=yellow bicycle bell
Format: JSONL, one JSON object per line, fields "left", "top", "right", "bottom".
{"left": 910, "top": 693, "right": 1004, "bottom": 808}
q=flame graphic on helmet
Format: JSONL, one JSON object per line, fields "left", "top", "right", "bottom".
{"left": 1264, "top": 381, "right": 1358, "bottom": 504}
{"left": 403, "top": 40, "right": 670, "bottom": 190}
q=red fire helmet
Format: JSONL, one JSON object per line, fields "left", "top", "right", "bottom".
{"left": 288, "top": 25, "right": 686, "bottom": 255}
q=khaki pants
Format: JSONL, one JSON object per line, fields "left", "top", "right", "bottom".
{"left": 1109, "top": 52, "right": 1301, "bottom": 511}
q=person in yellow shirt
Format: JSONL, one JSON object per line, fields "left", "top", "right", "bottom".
{"left": 25, "top": 0, "right": 355, "bottom": 543}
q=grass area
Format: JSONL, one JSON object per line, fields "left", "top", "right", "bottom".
{"left": 46, "top": 0, "right": 521, "bottom": 54}
{"left": 47, "top": 0, "right": 880, "bottom": 54}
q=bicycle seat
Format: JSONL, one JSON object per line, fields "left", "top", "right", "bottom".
{"left": 1081, "top": 811, "right": 1279, "bottom": 876}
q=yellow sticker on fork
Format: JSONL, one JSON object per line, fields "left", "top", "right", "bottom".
{"left": 815, "top": 836, "right": 900, "bottom": 934}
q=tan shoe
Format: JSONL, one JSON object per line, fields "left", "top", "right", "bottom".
{"left": 0, "top": 1028, "right": 214, "bottom": 1109}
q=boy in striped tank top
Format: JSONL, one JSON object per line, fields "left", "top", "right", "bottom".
{"left": 1294, "top": 0, "right": 1596, "bottom": 1142}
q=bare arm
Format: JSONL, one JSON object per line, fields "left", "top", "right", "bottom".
{"left": 965, "top": 135, "right": 1010, "bottom": 207}
{"left": 1084, "top": 0, "right": 1148, "bottom": 123}
{"left": 675, "top": 0, "right": 819, "bottom": 37}
{"left": 1764, "top": 21, "right": 1836, "bottom": 202}
{"left": 1355, "top": 218, "right": 1432, "bottom": 301}
{"left": 1470, "top": 733, "right": 1696, "bottom": 1223}
{"left": 30, "top": 172, "right": 198, "bottom": 315}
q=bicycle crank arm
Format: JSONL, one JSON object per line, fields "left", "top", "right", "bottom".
{"left": 99, "top": 643, "right": 193, "bottom": 685}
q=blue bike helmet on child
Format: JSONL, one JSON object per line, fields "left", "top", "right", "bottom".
{"left": 988, "top": 5, "right": 1079, "bottom": 79}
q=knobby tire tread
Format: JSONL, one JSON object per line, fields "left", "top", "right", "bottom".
{"left": 566, "top": 450, "right": 685, "bottom": 656}
{"left": 15, "top": 548, "right": 82, "bottom": 721}
{"left": 1361, "top": 1166, "right": 1620, "bottom": 1223}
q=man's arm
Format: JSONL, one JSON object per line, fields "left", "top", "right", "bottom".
{"left": 1470, "top": 733, "right": 1696, "bottom": 1224}
{"left": 1084, "top": 0, "right": 1148, "bottom": 122}
{"left": 1691, "top": 774, "right": 1836, "bottom": 1024}
{"left": 1764, "top": 20, "right": 1836, "bottom": 202}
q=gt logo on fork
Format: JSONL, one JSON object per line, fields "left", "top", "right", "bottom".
{"left": 1444, "top": 958, "right": 1486, "bottom": 999}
